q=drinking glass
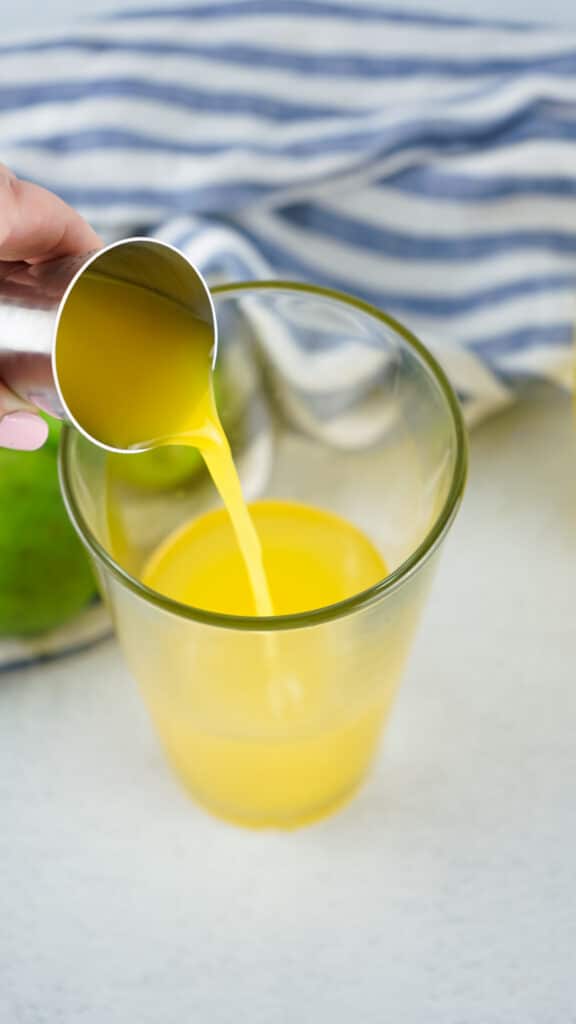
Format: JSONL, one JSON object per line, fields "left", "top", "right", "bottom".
{"left": 60, "top": 282, "right": 467, "bottom": 828}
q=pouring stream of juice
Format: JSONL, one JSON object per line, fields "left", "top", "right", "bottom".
{"left": 56, "top": 274, "right": 274, "bottom": 616}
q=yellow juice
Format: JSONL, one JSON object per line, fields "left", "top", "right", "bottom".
{"left": 140, "top": 499, "right": 391, "bottom": 826}
{"left": 142, "top": 499, "right": 387, "bottom": 616}
{"left": 57, "top": 275, "right": 394, "bottom": 827}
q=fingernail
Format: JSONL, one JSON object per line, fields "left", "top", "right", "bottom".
{"left": 0, "top": 411, "right": 49, "bottom": 450}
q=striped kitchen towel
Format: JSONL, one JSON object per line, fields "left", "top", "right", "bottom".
{"left": 1, "top": 0, "right": 575, "bottom": 424}
{"left": 1, "top": 0, "right": 576, "bottom": 669}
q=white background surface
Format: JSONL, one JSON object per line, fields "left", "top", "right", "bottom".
{"left": 2, "top": 391, "right": 576, "bottom": 1024}
{"left": 3, "top": 1, "right": 576, "bottom": 1021}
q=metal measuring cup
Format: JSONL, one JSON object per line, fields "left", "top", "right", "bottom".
{"left": 0, "top": 237, "right": 217, "bottom": 452}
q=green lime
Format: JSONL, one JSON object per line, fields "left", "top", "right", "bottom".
{"left": 0, "top": 423, "right": 96, "bottom": 636}
{"left": 108, "top": 443, "right": 204, "bottom": 491}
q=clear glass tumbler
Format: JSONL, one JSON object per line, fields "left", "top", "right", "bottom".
{"left": 60, "top": 283, "right": 467, "bottom": 828}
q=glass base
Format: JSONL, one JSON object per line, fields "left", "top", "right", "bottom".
{"left": 179, "top": 774, "right": 367, "bottom": 830}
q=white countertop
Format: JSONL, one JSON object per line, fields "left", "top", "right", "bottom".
{"left": 1, "top": 391, "right": 575, "bottom": 1023}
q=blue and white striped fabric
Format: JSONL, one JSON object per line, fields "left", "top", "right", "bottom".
{"left": 2, "top": 1, "right": 576, "bottom": 669}
{"left": 2, "top": 0, "right": 576, "bottom": 424}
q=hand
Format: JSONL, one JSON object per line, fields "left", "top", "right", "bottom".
{"left": 0, "top": 165, "right": 101, "bottom": 450}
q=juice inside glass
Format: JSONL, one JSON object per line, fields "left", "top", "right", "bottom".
{"left": 60, "top": 282, "right": 466, "bottom": 828}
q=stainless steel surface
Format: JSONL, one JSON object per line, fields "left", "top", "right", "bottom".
{"left": 0, "top": 237, "right": 217, "bottom": 450}
{"left": 0, "top": 251, "right": 95, "bottom": 419}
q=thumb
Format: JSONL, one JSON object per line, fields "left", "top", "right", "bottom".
{"left": 0, "top": 380, "right": 49, "bottom": 450}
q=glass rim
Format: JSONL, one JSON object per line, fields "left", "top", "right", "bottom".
{"left": 59, "top": 280, "right": 468, "bottom": 633}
